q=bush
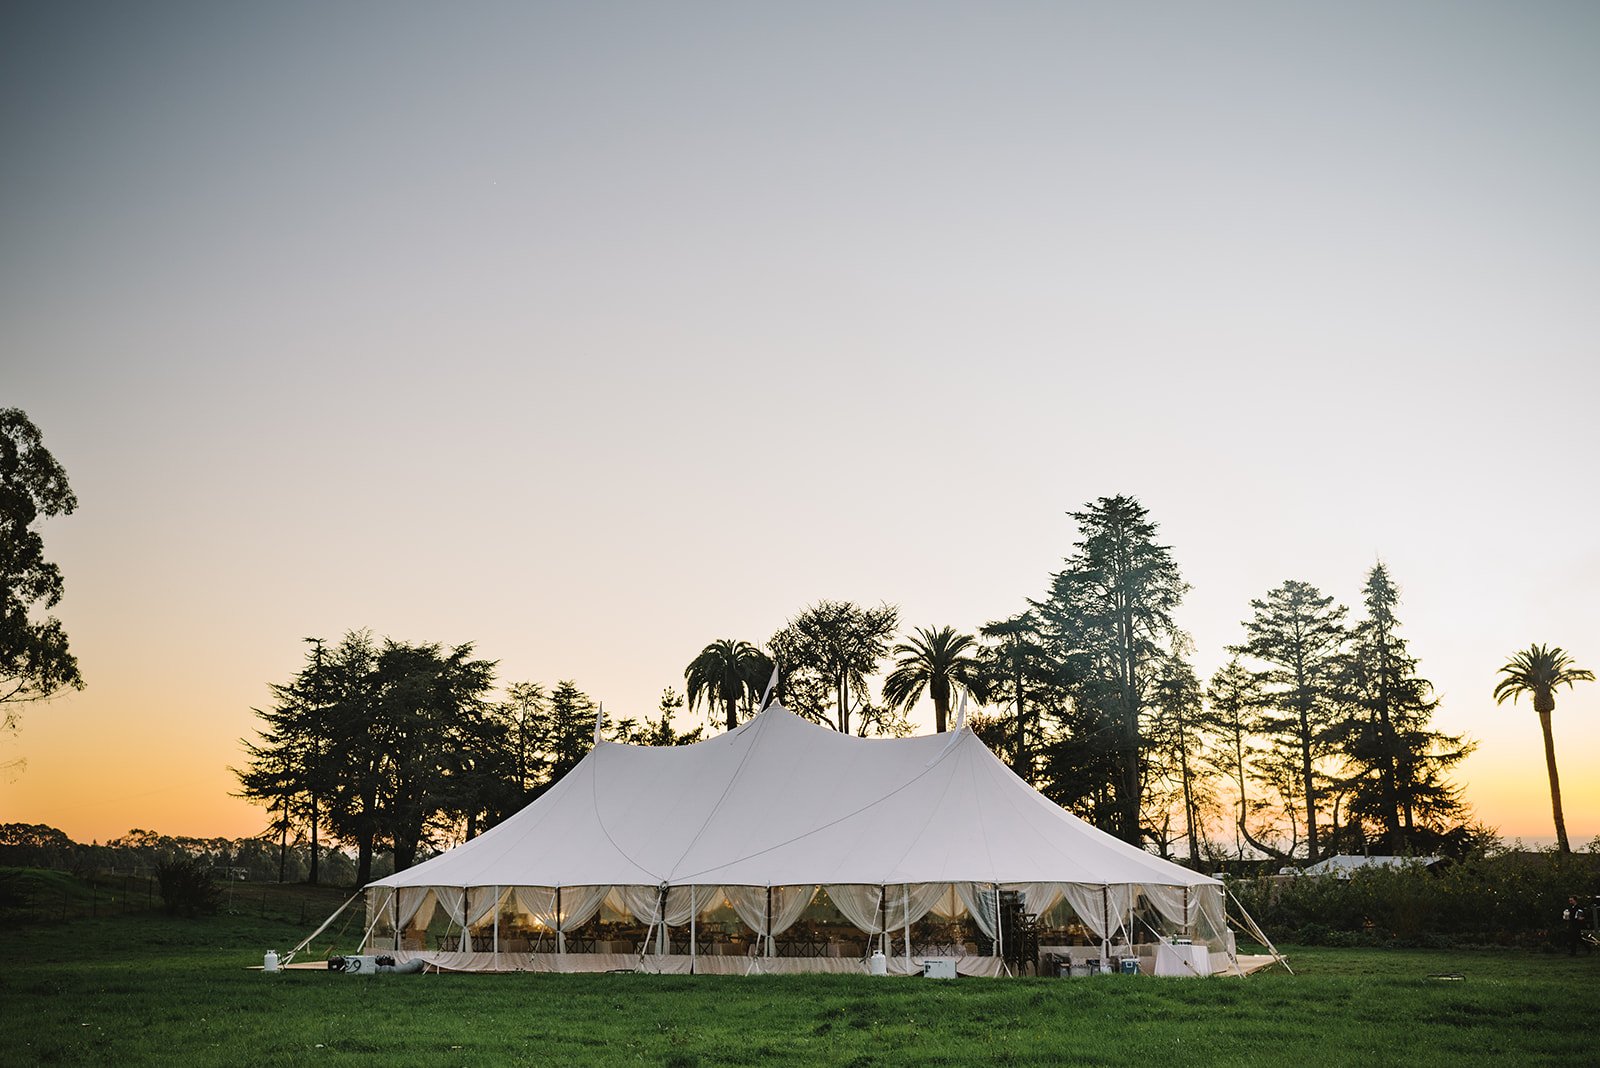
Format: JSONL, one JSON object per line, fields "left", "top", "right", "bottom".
{"left": 1228, "top": 848, "right": 1600, "bottom": 947}
{"left": 155, "top": 858, "right": 223, "bottom": 917}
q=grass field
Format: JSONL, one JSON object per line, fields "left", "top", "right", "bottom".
{"left": 1, "top": 875, "right": 1592, "bottom": 1066}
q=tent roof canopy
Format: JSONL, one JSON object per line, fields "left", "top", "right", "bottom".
{"left": 371, "top": 704, "right": 1216, "bottom": 892}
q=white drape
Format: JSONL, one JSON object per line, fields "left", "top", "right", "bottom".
{"left": 1196, "top": 884, "right": 1227, "bottom": 944}
{"left": 926, "top": 884, "right": 965, "bottom": 921}
{"left": 955, "top": 882, "right": 999, "bottom": 939}
{"left": 723, "top": 886, "right": 815, "bottom": 945}
{"left": 467, "top": 886, "right": 503, "bottom": 928}
{"left": 1059, "top": 883, "right": 1134, "bottom": 941}
{"left": 1140, "top": 884, "right": 1194, "bottom": 933}
{"left": 1006, "top": 882, "right": 1064, "bottom": 919}
{"left": 884, "top": 884, "right": 949, "bottom": 930}
{"left": 512, "top": 886, "right": 609, "bottom": 933}
{"left": 398, "top": 887, "right": 434, "bottom": 931}
{"left": 433, "top": 887, "right": 465, "bottom": 927}
{"left": 616, "top": 884, "right": 698, "bottom": 926}
{"left": 1137, "top": 884, "right": 1226, "bottom": 943}
{"left": 826, "top": 885, "right": 885, "bottom": 936}
{"left": 418, "top": 886, "right": 503, "bottom": 930}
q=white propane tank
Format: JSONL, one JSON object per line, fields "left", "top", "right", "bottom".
{"left": 869, "top": 950, "right": 887, "bottom": 977}
{"left": 263, "top": 950, "right": 279, "bottom": 973}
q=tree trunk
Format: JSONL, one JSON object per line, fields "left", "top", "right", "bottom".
{"left": 724, "top": 694, "right": 737, "bottom": 733}
{"left": 1374, "top": 631, "right": 1403, "bottom": 850}
{"left": 309, "top": 791, "right": 320, "bottom": 886}
{"left": 1294, "top": 653, "right": 1319, "bottom": 863}
{"left": 278, "top": 801, "right": 289, "bottom": 883}
{"left": 1538, "top": 705, "right": 1570, "bottom": 853}
{"left": 1179, "top": 711, "right": 1200, "bottom": 863}
{"left": 1013, "top": 650, "right": 1026, "bottom": 774}
{"left": 933, "top": 688, "right": 949, "bottom": 734}
{"left": 1299, "top": 705, "right": 1318, "bottom": 862}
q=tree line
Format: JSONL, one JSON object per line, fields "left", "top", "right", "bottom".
{"left": 235, "top": 493, "right": 1592, "bottom": 877}
{"left": 1, "top": 410, "right": 1580, "bottom": 876}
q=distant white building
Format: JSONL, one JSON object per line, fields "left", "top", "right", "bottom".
{"left": 1302, "top": 855, "right": 1442, "bottom": 879}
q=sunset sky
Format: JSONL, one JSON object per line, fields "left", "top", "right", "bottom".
{"left": 4, "top": 2, "right": 1597, "bottom": 848}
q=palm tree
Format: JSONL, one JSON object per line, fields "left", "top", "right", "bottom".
{"left": 1493, "top": 643, "right": 1595, "bottom": 853}
{"left": 881, "top": 626, "right": 986, "bottom": 733}
{"left": 685, "top": 640, "right": 772, "bottom": 732}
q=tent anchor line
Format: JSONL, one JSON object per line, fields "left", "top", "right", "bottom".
{"left": 1225, "top": 888, "right": 1293, "bottom": 975}
{"left": 281, "top": 890, "right": 361, "bottom": 967}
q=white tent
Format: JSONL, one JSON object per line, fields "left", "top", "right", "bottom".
{"left": 348, "top": 705, "right": 1241, "bottom": 976}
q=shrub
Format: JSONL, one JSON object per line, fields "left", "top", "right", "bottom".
{"left": 155, "top": 858, "right": 222, "bottom": 917}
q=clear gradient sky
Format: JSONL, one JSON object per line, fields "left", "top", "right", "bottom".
{"left": 3, "top": 2, "right": 1597, "bottom": 847}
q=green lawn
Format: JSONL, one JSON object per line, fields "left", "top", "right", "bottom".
{"left": 0, "top": 882, "right": 1592, "bottom": 1066}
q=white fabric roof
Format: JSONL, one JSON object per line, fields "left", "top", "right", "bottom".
{"left": 371, "top": 704, "right": 1216, "bottom": 891}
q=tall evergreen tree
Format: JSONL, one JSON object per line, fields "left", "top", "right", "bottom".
{"left": 544, "top": 680, "right": 597, "bottom": 782}
{"left": 1337, "top": 564, "right": 1471, "bottom": 851}
{"left": 495, "top": 682, "right": 549, "bottom": 802}
{"left": 1229, "top": 580, "right": 1348, "bottom": 862}
{"left": 1203, "top": 657, "right": 1267, "bottom": 860}
{"left": 1149, "top": 649, "right": 1209, "bottom": 862}
{"left": 977, "top": 611, "right": 1051, "bottom": 779}
{"left": 367, "top": 640, "right": 498, "bottom": 871}
{"left": 1032, "top": 496, "right": 1189, "bottom": 845}
{"left": 234, "top": 632, "right": 373, "bottom": 884}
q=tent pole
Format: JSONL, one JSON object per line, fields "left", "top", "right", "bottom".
{"left": 766, "top": 886, "right": 773, "bottom": 958}
{"left": 493, "top": 885, "right": 500, "bottom": 957}
{"left": 879, "top": 886, "right": 888, "bottom": 958}
{"left": 1183, "top": 886, "right": 1191, "bottom": 941}
{"left": 393, "top": 887, "right": 400, "bottom": 951}
{"left": 690, "top": 885, "right": 697, "bottom": 974}
{"left": 902, "top": 885, "right": 912, "bottom": 965}
{"left": 556, "top": 886, "right": 565, "bottom": 955}
{"left": 656, "top": 884, "right": 668, "bottom": 957}
{"left": 985, "top": 882, "right": 998, "bottom": 965}
{"left": 1101, "top": 885, "right": 1110, "bottom": 965}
